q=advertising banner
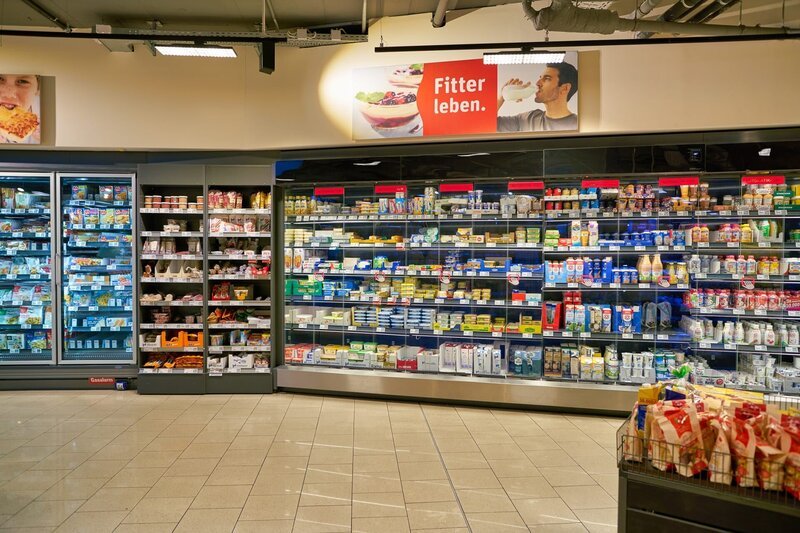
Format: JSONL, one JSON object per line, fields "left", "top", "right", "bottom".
{"left": 352, "top": 53, "right": 578, "bottom": 140}
{"left": 0, "top": 74, "right": 41, "bottom": 145}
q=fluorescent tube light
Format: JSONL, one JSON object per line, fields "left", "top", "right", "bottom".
{"left": 155, "top": 45, "right": 237, "bottom": 58}
{"left": 483, "top": 51, "right": 565, "bottom": 65}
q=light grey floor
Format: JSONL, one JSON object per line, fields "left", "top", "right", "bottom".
{"left": 0, "top": 391, "right": 621, "bottom": 532}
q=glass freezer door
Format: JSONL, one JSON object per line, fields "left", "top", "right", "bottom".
{"left": 0, "top": 173, "right": 54, "bottom": 364}
{"left": 60, "top": 174, "right": 135, "bottom": 363}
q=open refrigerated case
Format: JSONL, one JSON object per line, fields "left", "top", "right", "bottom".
{"left": 59, "top": 174, "right": 135, "bottom": 364}
{"left": 0, "top": 172, "right": 55, "bottom": 365}
{"left": 275, "top": 157, "right": 800, "bottom": 411}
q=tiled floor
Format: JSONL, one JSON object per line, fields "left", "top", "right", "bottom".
{"left": 0, "top": 391, "right": 622, "bottom": 532}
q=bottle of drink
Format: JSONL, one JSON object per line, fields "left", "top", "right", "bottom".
{"left": 638, "top": 254, "right": 652, "bottom": 283}
{"left": 735, "top": 322, "right": 745, "bottom": 343}
{"left": 746, "top": 255, "right": 757, "bottom": 275}
{"left": 651, "top": 254, "right": 663, "bottom": 281}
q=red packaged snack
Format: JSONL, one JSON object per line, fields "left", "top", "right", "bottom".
{"left": 731, "top": 417, "right": 757, "bottom": 487}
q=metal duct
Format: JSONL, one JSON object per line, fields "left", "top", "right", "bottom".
{"left": 637, "top": 0, "right": 706, "bottom": 38}
{"left": 432, "top": 0, "right": 448, "bottom": 28}
{"left": 623, "top": 0, "right": 665, "bottom": 20}
{"left": 20, "top": 0, "right": 69, "bottom": 30}
{"left": 522, "top": 0, "right": 788, "bottom": 37}
{"left": 687, "top": 0, "right": 739, "bottom": 24}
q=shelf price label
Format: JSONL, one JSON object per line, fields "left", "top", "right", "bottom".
{"left": 658, "top": 176, "right": 699, "bottom": 187}
{"left": 742, "top": 175, "right": 785, "bottom": 185}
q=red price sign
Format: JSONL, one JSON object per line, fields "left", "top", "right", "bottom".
{"left": 439, "top": 183, "right": 473, "bottom": 193}
{"left": 581, "top": 179, "right": 619, "bottom": 188}
{"left": 374, "top": 272, "right": 387, "bottom": 283}
{"left": 658, "top": 276, "right": 672, "bottom": 288}
{"left": 313, "top": 272, "right": 325, "bottom": 282}
{"left": 314, "top": 187, "right": 345, "bottom": 196}
{"left": 741, "top": 277, "right": 755, "bottom": 290}
{"left": 506, "top": 272, "right": 521, "bottom": 286}
{"left": 658, "top": 176, "right": 699, "bottom": 187}
{"left": 439, "top": 270, "right": 452, "bottom": 284}
{"left": 742, "top": 175, "right": 785, "bottom": 185}
{"left": 508, "top": 181, "right": 544, "bottom": 191}
{"left": 375, "top": 185, "right": 407, "bottom": 194}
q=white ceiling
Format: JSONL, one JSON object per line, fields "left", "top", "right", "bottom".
{"left": 1, "top": 0, "right": 798, "bottom": 32}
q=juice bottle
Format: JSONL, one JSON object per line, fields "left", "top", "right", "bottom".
{"left": 638, "top": 254, "right": 652, "bottom": 283}
{"left": 740, "top": 223, "right": 752, "bottom": 243}
{"left": 746, "top": 255, "right": 757, "bottom": 275}
{"left": 770, "top": 256, "right": 780, "bottom": 275}
{"left": 699, "top": 224, "right": 710, "bottom": 243}
{"left": 651, "top": 254, "right": 664, "bottom": 281}
{"left": 737, "top": 255, "right": 747, "bottom": 275}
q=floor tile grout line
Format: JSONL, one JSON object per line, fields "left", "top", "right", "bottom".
{"left": 419, "top": 403, "right": 472, "bottom": 531}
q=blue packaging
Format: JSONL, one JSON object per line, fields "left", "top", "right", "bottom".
{"left": 602, "top": 258, "right": 614, "bottom": 283}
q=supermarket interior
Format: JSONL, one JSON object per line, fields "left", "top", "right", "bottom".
{"left": 2, "top": 0, "right": 800, "bottom": 531}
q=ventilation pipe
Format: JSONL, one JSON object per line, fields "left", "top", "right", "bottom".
{"left": 20, "top": 0, "right": 69, "bottom": 30}
{"left": 432, "top": 0, "right": 448, "bottom": 28}
{"left": 623, "top": 0, "right": 665, "bottom": 20}
{"left": 521, "top": 0, "right": 788, "bottom": 37}
{"left": 686, "top": 0, "right": 739, "bottom": 24}
{"left": 637, "top": 0, "right": 706, "bottom": 38}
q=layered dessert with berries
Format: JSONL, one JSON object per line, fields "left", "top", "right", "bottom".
{"left": 355, "top": 91, "right": 420, "bottom": 130}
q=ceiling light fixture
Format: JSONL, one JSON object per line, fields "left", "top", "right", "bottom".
{"left": 154, "top": 45, "right": 237, "bottom": 58}
{"left": 483, "top": 51, "right": 565, "bottom": 65}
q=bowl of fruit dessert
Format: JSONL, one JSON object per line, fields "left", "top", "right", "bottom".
{"left": 355, "top": 91, "right": 421, "bottom": 136}
{"left": 389, "top": 64, "right": 424, "bottom": 87}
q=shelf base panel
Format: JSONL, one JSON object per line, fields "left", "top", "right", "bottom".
{"left": 205, "top": 372, "right": 274, "bottom": 394}
{"left": 276, "top": 365, "right": 636, "bottom": 414}
{"left": 137, "top": 373, "right": 205, "bottom": 394}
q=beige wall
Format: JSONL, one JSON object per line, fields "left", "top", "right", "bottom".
{"left": 1, "top": 4, "right": 799, "bottom": 151}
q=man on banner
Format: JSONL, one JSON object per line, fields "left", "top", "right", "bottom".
{"left": 496, "top": 62, "right": 578, "bottom": 132}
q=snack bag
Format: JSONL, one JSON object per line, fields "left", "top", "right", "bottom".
{"left": 785, "top": 453, "right": 800, "bottom": 500}
{"left": 731, "top": 417, "right": 758, "bottom": 487}
{"left": 622, "top": 403, "right": 643, "bottom": 462}
{"left": 707, "top": 417, "right": 733, "bottom": 485}
{"left": 755, "top": 441, "right": 787, "bottom": 491}
{"left": 659, "top": 403, "right": 707, "bottom": 477}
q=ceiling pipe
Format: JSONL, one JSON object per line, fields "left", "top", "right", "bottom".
{"left": 521, "top": 0, "right": 788, "bottom": 37}
{"left": 686, "top": 0, "right": 739, "bottom": 24}
{"left": 636, "top": 0, "right": 707, "bottom": 38}
{"left": 266, "top": 0, "right": 280, "bottom": 30}
{"left": 362, "top": 0, "right": 367, "bottom": 33}
{"left": 622, "top": 0, "right": 666, "bottom": 20}
{"left": 432, "top": 0, "right": 448, "bottom": 28}
{"left": 20, "top": 0, "right": 69, "bottom": 30}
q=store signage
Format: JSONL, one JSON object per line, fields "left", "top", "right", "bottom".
{"left": 352, "top": 53, "right": 578, "bottom": 140}
{"left": 375, "top": 185, "right": 407, "bottom": 194}
{"left": 508, "top": 181, "right": 544, "bottom": 191}
{"left": 742, "top": 175, "right": 784, "bottom": 185}
{"left": 439, "top": 183, "right": 473, "bottom": 193}
{"left": 0, "top": 74, "right": 41, "bottom": 145}
{"left": 659, "top": 176, "right": 699, "bottom": 186}
{"left": 581, "top": 179, "right": 619, "bottom": 188}
{"left": 88, "top": 377, "right": 115, "bottom": 385}
{"left": 313, "top": 187, "right": 345, "bottom": 196}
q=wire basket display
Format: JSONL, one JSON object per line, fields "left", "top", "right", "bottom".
{"left": 617, "top": 393, "right": 800, "bottom": 508}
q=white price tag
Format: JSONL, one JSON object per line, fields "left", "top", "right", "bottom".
{"left": 542, "top": 331, "right": 553, "bottom": 337}
{"left": 298, "top": 323, "right": 308, "bottom": 329}
{"left": 733, "top": 309, "right": 745, "bottom": 315}
{"left": 376, "top": 327, "right": 385, "bottom": 333}
{"left": 609, "top": 245, "right": 621, "bottom": 251}
{"left": 433, "top": 330, "right": 443, "bottom": 335}
{"left": 580, "top": 332, "right": 592, "bottom": 338}
{"left": 494, "top": 300, "right": 504, "bottom": 306}
{"left": 561, "top": 331, "right": 573, "bottom": 337}
{"left": 755, "top": 345, "right": 767, "bottom": 351}
{"left": 642, "top": 333, "right": 654, "bottom": 340}
{"left": 755, "top": 309, "right": 767, "bottom": 316}
{"left": 410, "top": 328, "right": 419, "bottom": 334}
{"left": 492, "top": 332, "right": 502, "bottom": 338}
{"left": 463, "top": 331, "right": 473, "bottom": 337}
{"left": 758, "top": 242, "right": 771, "bottom": 248}
{"left": 699, "top": 342, "right": 712, "bottom": 348}
{"left": 347, "top": 326, "right": 357, "bottom": 331}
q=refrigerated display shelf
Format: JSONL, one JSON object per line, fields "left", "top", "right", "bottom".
{"left": 208, "top": 208, "right": 271, "bottom": 215}
{"left": 0, "top": 251, "right": 51, "bottom": 257}
{"left": 291, "top": 323, "right": 541, "bottom": 340}
{"left": 287, "top": 269, "right": 540, "bottom": 280}
{"left": 210, "top": 367, "right": 271, "bottom": 374}
{"left": 139, "top": 368, "right": 203, "bottom": 374}
{"left": 140, "top": 346, "right": 203, "bottom": 352}
{"left": 688, "top": 308, "right": 799, "bottom": 319}
{"left": 0, "top": 232, "right": 50, "bottom": 238}
{"left": 208, "top": 254, "right": 271, "bottom": 261}
{"left": 692, "top": 274, "right": 800, "bottom": 282}
{"left": 69, "top": 284, "right": 129, "bottom": 291}
{"left": 140, "top": 278, "right": 202, "bottom": 284}
{"left": 140, "top": 208, "right": 202, "bottom": 214}
{"left": 288, "top": 295, "right": 540, "bottom": 309}
{"left": 210, "top": 300, "right": 271, "bottom": 307}
{"left": 69, "top": 265, "right": 130, "bottom": 272}
{"left": 139, "top": 300, "right": 204, "bottom": 307}
{"left": 208, "top": 323, "right": 271, "bottom": 330}
{"left": 209, "top": 274, "right": 270, "bottom": 280}
{"left": 209, "top": 346, "right": 271, "bottom": 353}
{"left": 543, "top": 245, "right": 689, "bottom": 253}
{"left": 140, "top": 231, "right": 203, "bottom": 237}
{"left": 288, "top": 214, "right": 542, "bottom": 223}
{"left": 66, "top": 306, "right": 132, "bottom": 312}
{"left": 544, "top": 282, "right": 689, "bottom": 291}
{"left": 0, "top": 208, "right": 50, "bottom": 215}
{"left": 66, "top": 326, "right": 132, "bottom": 332}
{"left": 64, "top": 200, "right": 131, "bottom": 208}
{"left": 66, "top": 224, "right": 130, "bottom": 231}
{"left": 0, "top": 325, "right": 49, "bottom": 331}
{"left": 693, "top": 343, "right": 800, "bottom": 356}
{"left": 141, "top": 254, "right": 203, "bottom": 260}
{"left": 67, "top": 242, "right": 130, "bottom": 249}
{"left": 0, "top": 275, "right": 49, "bottom": 281}
{"left": 62, "top": 348, "right": 133, "bottom": 358}
{"left": 0, "top": 350, "right": 51, "bottom": 361}
{"left": 209, "top": 232, "right": 271, "bottom": 238}
{"left": 0, "top": 301, "right": 51, "bottom": 307}
{"left": 140, "top": 323, "right": 203, "bottom": 329}
{"left": 290, "top": 243, "right": 541, "bottom": 251}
